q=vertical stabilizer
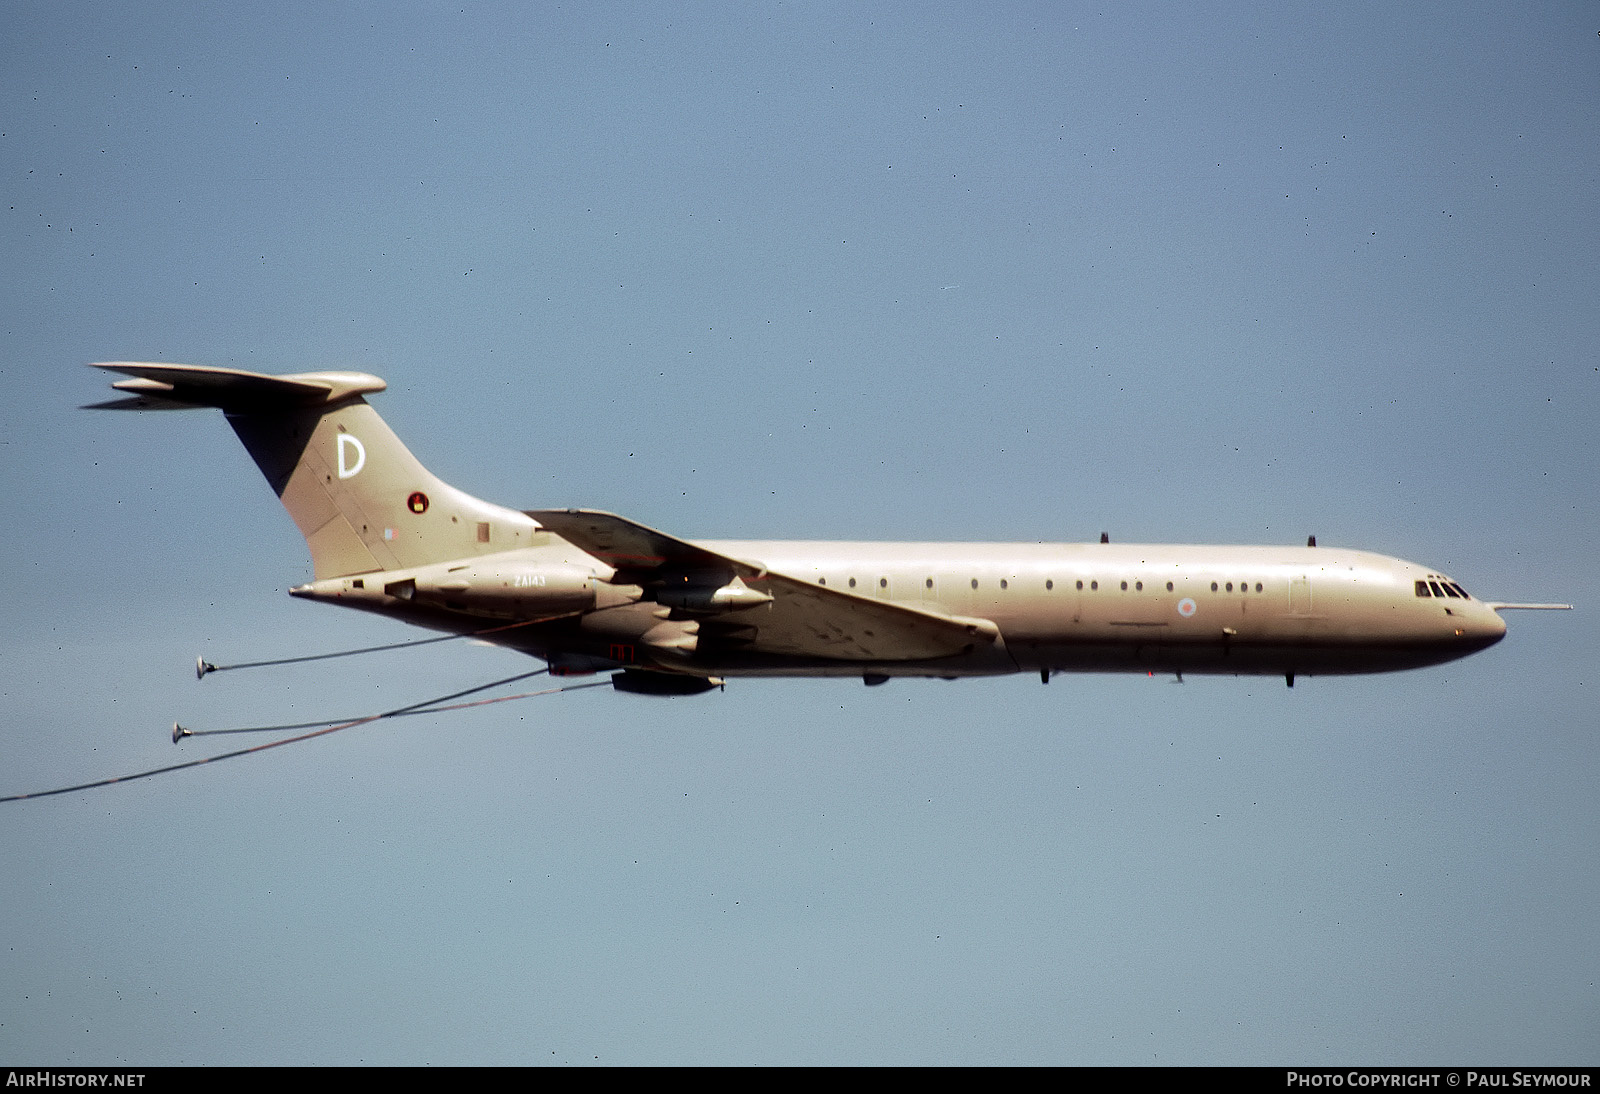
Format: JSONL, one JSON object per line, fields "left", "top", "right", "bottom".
{"left": 90, "top": 362, "right": 538, "bottom": 578}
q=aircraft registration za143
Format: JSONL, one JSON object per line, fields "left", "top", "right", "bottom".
{"left": 90, "top": 362, "right": 1570, "bottom": 696}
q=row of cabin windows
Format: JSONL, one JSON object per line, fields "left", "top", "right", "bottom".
{"left": 1416, "top": 579, "right": 1471, "bottom": 599}
{"left": 817, "top": 576, "right": 1270, "bottom": 594}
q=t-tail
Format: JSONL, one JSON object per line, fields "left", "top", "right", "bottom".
{"left": 88, "top": 362, "right": 540, "bottom": 579}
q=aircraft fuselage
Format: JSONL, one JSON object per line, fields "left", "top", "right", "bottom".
{"left": 693, "top": 540, "right": 1506, "bottom": 678}
{"left": 293, "top": 534, "right": 1507, "bottom": 682}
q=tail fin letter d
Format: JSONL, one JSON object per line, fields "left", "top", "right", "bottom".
{"left": 337, "top": 433, "right": 366, "bottom": 479}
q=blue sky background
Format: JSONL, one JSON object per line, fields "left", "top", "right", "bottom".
{"left": 2, "top": 1, "right": 1595, "bottom": 1065}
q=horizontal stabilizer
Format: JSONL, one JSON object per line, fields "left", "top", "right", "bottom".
{"left": 83, "top": 393, "right": 213, "bottom": 411}
{"left": 86, "top": 362, "right": 386, "bottom": 411}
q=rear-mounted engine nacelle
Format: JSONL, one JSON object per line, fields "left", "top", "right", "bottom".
{"left": 411, "top": 560, "right": 637, "bottom": 615}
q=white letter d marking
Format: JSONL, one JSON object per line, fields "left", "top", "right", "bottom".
{"left": 337, "top": 433, "right": 366, "bottom": 479}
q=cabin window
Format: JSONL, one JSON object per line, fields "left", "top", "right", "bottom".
{"left": 1046, "top": 579, "right": 1054, "bottom": 591}
{"left": 1076, "top": 580, "right": 1083, "bottom": 590}
{"left": 848, "top": 578, "right": 857, "bottom": 588}
{"left": 1255, "top": 583, "right": 1263, "bottom": 593}
{"left": 1135, "top": 581, "right": 1143, "bottom": 591}
{"left": 1090, "top": 581, "right": 1098, "bottom": 591}
{"left": 925, "top": 577, "right": 934, "bottom": 589}
{"left": 879, "top": 577, "right": 888, "bottom": 588}
{"left": 819, "top": 577, "right": 827, "bottom": 586}
{"left": 1000, "top": 579, "right": 1008, "bottom": 590}
{"left": 1120, "top": 581, "right": 1128, "bottom": 591}
{"left": 1226, "top": 582, "right": 1234, "bottom": 592}
{"left": 1211, "top": 582, "right": 1219, "bottom": 592}
{"left": 1166, "top": 581, "right": 1174, "bottom": 592}
{"left": 971, "top": 579, "right": 979, "bottom": 590}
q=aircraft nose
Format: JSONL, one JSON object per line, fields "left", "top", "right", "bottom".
{"left": 1465, "top": 606, "right": 1508, "bottom": 649}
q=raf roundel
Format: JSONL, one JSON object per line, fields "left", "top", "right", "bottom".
{"left": 1177, "top": 597, "right": 1197, "bottom": 618}
{"left": 407, "top": 491, "right": 429, "bottom": 514}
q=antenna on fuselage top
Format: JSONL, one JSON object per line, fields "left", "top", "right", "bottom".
{"left": 1100, "top": 532, "right": 1109, "bottom": 544}
{"left": 1307, "top": 535, "right": 1317, "bottom": 547}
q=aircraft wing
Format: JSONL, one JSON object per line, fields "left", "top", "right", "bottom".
{"left": 527, "top": 507, "right": 742, "bottom": 577}
{"left": 526, "top": 508, "right": 994, "bottom": 662}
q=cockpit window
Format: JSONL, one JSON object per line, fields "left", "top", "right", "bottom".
{"left": 1417, "top": 578, "right": 1472, "bottom": 599}
{"left": 1416, "top": 580, "right": 1432, "bottom": 597}
{"left": 1449, "top": 582, "right": 1471, "bottom": 599}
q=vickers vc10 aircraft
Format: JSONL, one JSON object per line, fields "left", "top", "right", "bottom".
{"left": 90, "top": 362, "right": 1569, "bottom": 696}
